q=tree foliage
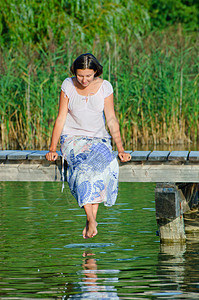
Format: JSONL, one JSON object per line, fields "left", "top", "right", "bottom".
{"left": 1, "top": 0, "right": 198, "bottom": 48}
{"left": 0, "top": 0, "right": 198, "bottom": 149}
{"left": 148, "top": 0, "right": 199, "bottom": 30}
{"left": 0, "top": 0, "right": 150, "bottom": 48}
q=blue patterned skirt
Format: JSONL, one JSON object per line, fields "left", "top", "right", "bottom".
{"left": 60, "top": 135, "right": 119, "bottom": 208}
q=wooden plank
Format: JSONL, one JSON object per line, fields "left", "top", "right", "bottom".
{"left": 28, "top": 150, "right": 62, "bottom": 160}
{"left": 1, "top": 160, "right": 199, "bottom": 182}
{"left": 28, "top": 150, "right": 48, "bottom": 160}
{"left": 189, "top": 151, "right": 199, "bottom": 162}
{"left": 7, "top": 150, "right": 36, "bottom": 160}
{"left": 148, "top": 151, "right": 170, "bottom": 161}
{"left": 119, "top": 163, "right": 199, "bottom": 182}
{"left": 168, "top": 151, "right": 189, "bottom": 162}
{"left": 131, "top": 151, "right": 151, "bottom": 161}
{"left": 0, "top": 150, "right": 16, "bottom": 160}
{"left": 0, "top": 161, "right": 62, "bottom": 181}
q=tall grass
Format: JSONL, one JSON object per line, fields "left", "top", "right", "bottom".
{"left": 0, "top": 27, "right": 198, "bottom": 150}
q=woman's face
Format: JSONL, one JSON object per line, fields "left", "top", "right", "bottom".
{"left": 76, "top": 69, "right": 96, "bottom": 87}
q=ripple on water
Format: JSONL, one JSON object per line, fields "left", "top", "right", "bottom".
{"left": 64, "top": 243, "right": 114, "bottom": 248}
{"left": 78, "top": 269, "right": 120, "bottom": 274}
{"left": 2, "top": 182, "right": 199, "bottom": 299}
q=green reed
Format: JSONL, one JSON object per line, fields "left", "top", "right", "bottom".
{"left": 0, "top": 27, "right": 198, "bottom": 150}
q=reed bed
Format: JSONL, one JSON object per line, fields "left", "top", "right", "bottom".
{"left": 0, "top": 27, "right": 198, "bottom": 150}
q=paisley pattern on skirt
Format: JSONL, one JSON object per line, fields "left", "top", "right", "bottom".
{"left": 60, "top": 135, "right": 119, "bottom": 208}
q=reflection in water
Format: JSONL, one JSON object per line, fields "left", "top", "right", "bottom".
{"left": 1, "top": 182, "right": 199, "bottom": 299}
{"left": 183, "top": 241, "right": 199, "bottom": 297}
{"left": 67, "top": 251, "right": 119, "bottom": 299}
{"left": 156, "top": 243, "right": 186, "bottom": 298}
{"left": 156, "top": 239, "right": 199, "bottom": 299}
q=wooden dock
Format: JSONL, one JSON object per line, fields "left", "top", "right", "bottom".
{"left": 1, "top": 150, "right": 199, "bottom": 182}
{"left": 1, "top": 150, "right": 199, "bottom": 243}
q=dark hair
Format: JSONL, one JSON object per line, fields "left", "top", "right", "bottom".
{"left": 70, "top": 53, "right": 103, "bottom": 77}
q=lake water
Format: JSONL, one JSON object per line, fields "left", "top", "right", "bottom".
{"left": 1, "top": 182, "right": 199, "bottom": 299}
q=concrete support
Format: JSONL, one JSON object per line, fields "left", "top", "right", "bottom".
{"left": 155, "top": 183, "right": 186, "bottom": 243}
{"left": 155, "top": 183, "right": 199, "bottom": 243}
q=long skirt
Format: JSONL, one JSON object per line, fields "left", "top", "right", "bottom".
{"left": 60, "top": 135, "right": 119, "bottom": 208}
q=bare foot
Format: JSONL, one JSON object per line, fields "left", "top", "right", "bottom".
{"left": 83, "top": 221, "right": 98, "bottom": 239}
{"left": 83, "top": 220, "right": 98, "bottom": 239}
{"left": 82, "top": 221, "right": 89, "bottom": 239}
{"left": 82, "top": 251, "right": 95, "bottom": 257}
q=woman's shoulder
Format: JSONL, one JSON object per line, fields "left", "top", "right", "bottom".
{"left": 102, "top": 79, "right": 111, "bottom": 85}
{"left": 61, "top": 77, "right": 73, "bottom": 86}
{"left": 61, "top": 77, "right": 73, "bottom": 97}
{"left": 101, "top": 79, "right": 113, "bottom": 97}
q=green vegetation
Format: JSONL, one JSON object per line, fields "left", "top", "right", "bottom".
{"left": 0, "top": 0, "right": 198, "bottom": 150}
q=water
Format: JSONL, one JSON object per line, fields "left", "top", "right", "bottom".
{"left": 0, "top": 182, "right": 199, "bottom": 299}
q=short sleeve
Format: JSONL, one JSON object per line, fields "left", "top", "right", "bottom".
{"left": 61, "top": 78, "right": 72, "bottom": 98}
{"left": 102, "top": 80, "right": 113, "bottom": 98}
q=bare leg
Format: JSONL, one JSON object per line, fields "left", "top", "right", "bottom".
{"left": 91, "top": 203, "right": 98, "bottom": 237}
{"left": 83, "top": 204, "right": 98, "bottom": 239}
{"left": 92, "top": 203, "right": 99, "bottom": 221}
{"left": 82, "top": 203, "right": 99, "bottom": 238}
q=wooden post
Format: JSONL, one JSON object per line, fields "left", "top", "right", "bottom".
{"left": 177, "top": 183, "right": 199, "bottom": 210}
{"left": 179, "top": 183, "right": 199, "bottom": 240}
{"left": 155, "top": 183, "right": 186, "bottom": 243}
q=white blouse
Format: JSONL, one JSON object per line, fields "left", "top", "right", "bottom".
{"left": 61, "top": 78, "right": 113, "bottom": 138}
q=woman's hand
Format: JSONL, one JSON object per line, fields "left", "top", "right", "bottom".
{"left": 45, "top": 151, "right": 58, "bottom": 161}
{"left": 118, "top": 151, "right": 131, "bottom": 162}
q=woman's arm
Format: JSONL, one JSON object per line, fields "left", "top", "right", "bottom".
{"left": 104, "top": 93, "right": 131, "bottom": 162}
{"left": 46, "top": 90, "right": 69, "bottom": 161}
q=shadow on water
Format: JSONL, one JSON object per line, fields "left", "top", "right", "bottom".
{"left": 0, "top": 182, "right": 199, "bottom": 299}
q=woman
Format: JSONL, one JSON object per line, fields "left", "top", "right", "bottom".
{"left": 46, "top": 53, "right": 131, "bottom": 239}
